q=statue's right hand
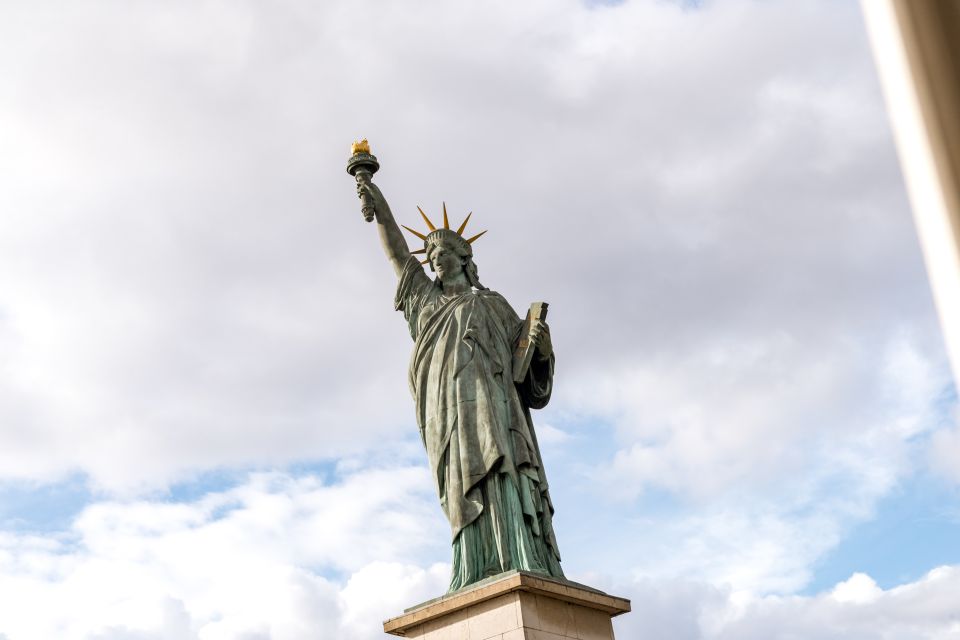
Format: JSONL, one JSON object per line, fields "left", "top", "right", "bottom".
{"left": 356, "top": 180, "right": 388, "bottom": 222}
{"left": 357, "top": 181, "right": 387, "bottom": 210}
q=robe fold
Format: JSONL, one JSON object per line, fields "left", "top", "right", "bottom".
{"left": 395, "top": 256, "right": 563, "bottom": 590}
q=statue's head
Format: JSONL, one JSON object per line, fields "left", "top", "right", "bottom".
{"left": 402, "top": 205, "right": 487, "bottom": 291}
{"left": 424, "top": 230, "right": 485, "bottom": 290}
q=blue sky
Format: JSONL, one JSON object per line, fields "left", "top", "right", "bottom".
{"left": 807, "top": 471, "right": 960, "bottom": 593}
{"left": 1, "top": 0, "right": 959, "bottom": 638}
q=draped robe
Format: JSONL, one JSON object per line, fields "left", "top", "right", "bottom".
{"left": 395, "top": 256, "right": 563, "bottom": 591}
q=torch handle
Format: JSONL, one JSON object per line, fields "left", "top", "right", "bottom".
{"left": 355, "top": 171, "right": 376, "bottom": 223}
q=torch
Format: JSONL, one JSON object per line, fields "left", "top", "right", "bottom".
{"left": 347, "top": 139, "right": 380, "bottom": 222}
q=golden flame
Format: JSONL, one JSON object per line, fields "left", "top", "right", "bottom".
{"left": 351, "top": 139, "right": 371, "bottom": 155}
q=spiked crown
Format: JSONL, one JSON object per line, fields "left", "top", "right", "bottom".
{"left": 402, "top": 203, "right": 487, "bottom": 265}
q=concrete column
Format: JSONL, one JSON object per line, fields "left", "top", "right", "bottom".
{"left": 861, "top": 0, "right": 960, "bottom": 386}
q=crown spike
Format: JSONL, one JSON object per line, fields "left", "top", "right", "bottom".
{"left": 456, "top": 212, "right": 473, "bottom": 235}
{"left": 420, "top": 258, "right": 430, "bottom": 265}
{"left": 443, "top": 202, "right": 450, "bottom": 229}
{"left": 401, "top": 224, "right": 428, "bottom": 241}
{"left": 411, "top": 248, "right": 426, "bottom": 255}
{"left": 417, "top": 206, "right": 437, "bottom": 231}
{"left": 465, "top": 230, "right": 488, "bottom": 244}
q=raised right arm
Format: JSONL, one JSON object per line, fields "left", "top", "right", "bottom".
{"left": 358, "top": 181, "right": 414, "bottom": 278}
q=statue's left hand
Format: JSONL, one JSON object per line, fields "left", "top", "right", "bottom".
{"left": 530, "top": 320, "right": 552, "bottom": 360}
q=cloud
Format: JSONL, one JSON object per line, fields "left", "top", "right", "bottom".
{"left": 0, "top": 473, "right": 957, "bottom": 639}
{"left": 640, "top": 567, "right": 960, "bottom": 640}
{"left": 831, "top": 572, "right": 883, "bottom": 604}
{"left": 0, "top": 1, "right": 957, "bottom": 635}
{"left": 613, "top": 568, "right": 960, "bottom": 640}
{"left": 930, "top": 408, "right": 960, "bottom": 485}
{"left": 1, "top": 0, "right": 948, "bottom": 496}
{"left": 0, "top": 467, "right": 449, "bottom": 639}
{"left": 709, "top": 566, "right": 960, "bottom": 640}
{"left": 558, "top": 330, "right": 950, "bottom": 595}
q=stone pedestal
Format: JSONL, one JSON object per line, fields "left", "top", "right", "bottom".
{"left": 383, "top": 571, "right": 631, "bottom": 639}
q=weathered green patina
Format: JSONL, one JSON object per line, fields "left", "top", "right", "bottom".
{"left": 350, "top": 149, "right": 563, "bottom": 592}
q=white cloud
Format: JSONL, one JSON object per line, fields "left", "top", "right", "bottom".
{"left": 714, "top": 566, "right": 960, "bottom": 640}
{"left": 0, "top": 476, "right": 957, "bottom": 639}
{"left": 0, "top": 467, "right": 448, "bottom": 639}
{"left": 930, "top": 408, "right": 960, "bottom": 485}
{"left": 551, "top": 331, "right": 951, "bottom": 595}
{"left": 613, "top": 567, "right": 960, "bottom": 640}
{"left": 533, "top": 422, "right": 573, "bottom": 446}
{"left": 831, "top": 573, "right": 882, "bottom": 604}
{"left": 338, "top": 562, "right": 449, "bottom": 637}
{"left": 1, "top": 0, "right": 946, "bottom": 496}
{"left": 0, "top": 0, "right": 957, "bottom": 634}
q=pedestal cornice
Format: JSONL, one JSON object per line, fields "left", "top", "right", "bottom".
{"left": 383, "top": 570, "right": 630, "bottom": 638}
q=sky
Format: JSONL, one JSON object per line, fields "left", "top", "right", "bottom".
{"left": 1, "top": 0, "right": 959, "bottom": 638}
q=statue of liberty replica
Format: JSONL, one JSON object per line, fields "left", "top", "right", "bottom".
{"left": 348, "top": 141, "right": 564, "bottom": 592}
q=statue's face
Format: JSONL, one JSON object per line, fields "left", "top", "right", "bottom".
{"left": 430, "top": 239, "right": 465, "bottom": 283}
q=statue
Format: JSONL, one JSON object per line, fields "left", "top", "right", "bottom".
{"left": 348, "top": 141, "right": 564, "bottom": 592}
